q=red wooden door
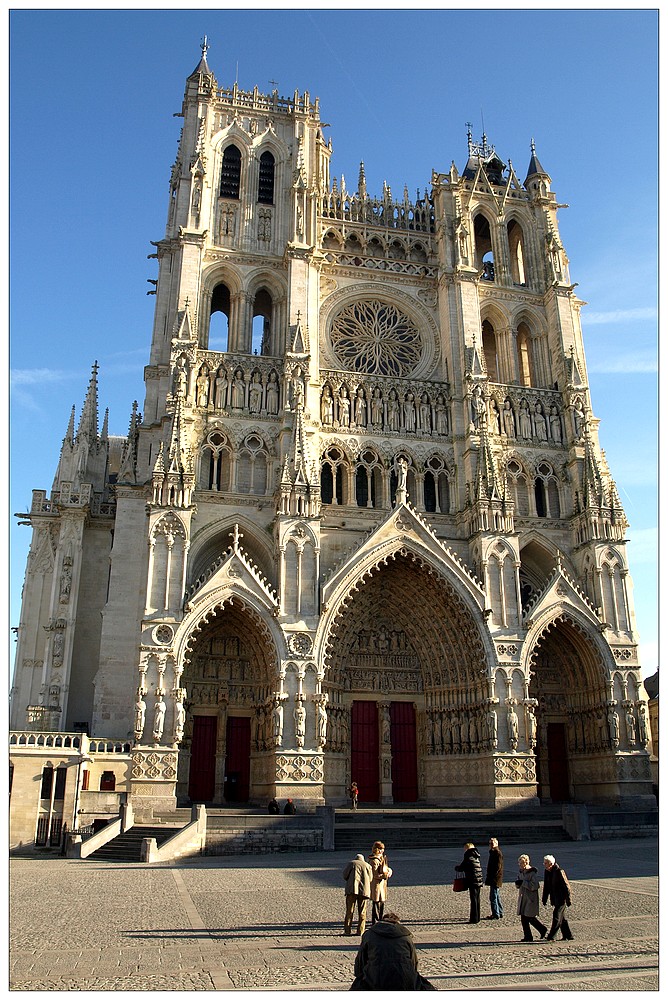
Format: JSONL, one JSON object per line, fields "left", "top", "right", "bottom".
{"left": 224, "top": 716, "right": 251, "bottom": 802}
{"left": 189, "top": 715, "right": 217, "bottom": 802}
{"left": 390, "top": 701, "right": 418, "bottom": 802}
{"left": 351, "top": 701, "right": 379, "bottom": 803}
{"left": 547, "top": 723, "right": 570, "bottom": 801}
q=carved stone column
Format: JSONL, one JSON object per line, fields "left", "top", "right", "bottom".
{"left": 379, "top": 701, "right": 393, "bottom": 804}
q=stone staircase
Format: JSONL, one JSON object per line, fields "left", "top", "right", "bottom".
{"left": 85, "top": 824, "right": 181, "bottom": 862}
{"left": 333, "top": 805, "right": 571, "bottom": 852}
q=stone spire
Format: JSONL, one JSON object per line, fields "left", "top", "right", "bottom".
{"left": 525, "top": 137, "right": 550, "bottom": 184}
{"left": 75, "top": 361, "right": 100, "bottom": 444}
{"left": 53, "top": 362, "right": 108, "bottom": 492}
{"left": 150, "top": 390, "right": 195, "bottom": 508}
{"left": 278, "top": 372, "right": 320, "bottom": 518}
{"left": 118, "top": 401, "right": 141, "bottom": 484}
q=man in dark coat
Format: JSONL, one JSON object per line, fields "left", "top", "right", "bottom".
{"left": 542, "top": 855, "right": 574, "bottom": 940}
{"left": 484, "top": 836, "right": 504, "bottom": 919}
{"left": 351, "top": 912, "right": 435, "bottom": 990}
{"left": 342, "top": 853, "right": 373, "bottom": 936}
{"left": 283, "top": 798, "right": 297, "bottom": 814}
{"left": 455, "top": 842, "right": 484, "bottom": 924}
{"left": 268, "top": 797, "right": 280, "bottom": 814}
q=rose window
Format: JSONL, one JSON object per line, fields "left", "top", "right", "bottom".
{"left": 330, "top": 300, "right": 423, "bottom": 377}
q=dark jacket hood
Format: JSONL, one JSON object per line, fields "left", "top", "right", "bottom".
{"left": 368, "top": 920, "right": 412, "bottom": 940}
{"left": 465, "top": 848, "right": 481, "bottom": 860}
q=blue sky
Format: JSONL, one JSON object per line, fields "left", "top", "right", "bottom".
{"left": 8, "top": 8, "right": 658, "bottom": 677}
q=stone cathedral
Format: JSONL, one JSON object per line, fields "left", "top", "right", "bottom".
{"left": 11, "top": 45, "right": 653, "bottom": 824}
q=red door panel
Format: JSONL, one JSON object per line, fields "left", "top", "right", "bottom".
{"left": 390, "top": 701, "right": 418, "bottom": 802}
{"left": 225, "top": 716, "right": 251, "bottom": 803}
{"left": 189, "top": 715, "right": 217, "bottom": 802}
{"left": 351, "top": 701, "right": 379, "bottom": 803}
{"left": 547, "top": 722, "right": 570, "bottom": 802}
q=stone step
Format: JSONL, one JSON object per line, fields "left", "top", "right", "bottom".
{"left": 334, "top": 823, "right": 571, "bottom": 852}
{"left": 86, "top": 826, "right": 180, "bottom": 862}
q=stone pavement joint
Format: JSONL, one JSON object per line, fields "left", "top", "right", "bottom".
{"left": 10, "top": 836, "right": 658, "bottom": 992}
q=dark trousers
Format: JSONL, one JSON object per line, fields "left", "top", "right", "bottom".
{"left": 547, "top": 903, "right": 572, "bottom": 939}
{"left": 520, "top": 914, "right": 548, "bottom": 940}
{"left": 371, "top": 899, "right": 385, "bottom": 924}
{"left": 468, "top": 885, "right": 481, "bottom": 923}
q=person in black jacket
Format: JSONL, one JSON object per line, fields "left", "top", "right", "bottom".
{"left": 350, "top": 912, "right": 435, "bottom": 990}
{"left": 542, "top": 855, "right": 574, "bottom": 940}
{"left": 283, "top": 798, "right": 297, "bottom": 814}
{"left": 455, "top": 842, "right": 484, "bottom": 924}
{"left": 268, "top": 797, "right": 280, "bottom": 814}
{"left": 484, "top": 837, "right": 504, "bottom": 919}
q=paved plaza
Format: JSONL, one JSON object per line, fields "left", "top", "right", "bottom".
{"left": 9, "top": 836, "right": 658, "bottom": 993}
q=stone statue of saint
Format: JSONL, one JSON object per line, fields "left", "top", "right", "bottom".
{"left": 173, "top": 691, "right": 185, "bottom": 744}
{"left": 573, "top": 401, "right": 585, "bottom": 440}
{"left": 387, "top": 389, "right": 400, "bottom": 431}
{"left": 549, "top": 405, "right": 562, "bottom": 443}
{"left": 381, "top": 705, "right": 391, "bottom": 745}
{"left": 266, "top": 371, "right": 279, "bottom": 414}
{"left": 134, "top": 694, "right": 146, "bottom": 741}
{"left": 637, "top": 703, "right": 649, "bottom": 747}
{"left": 502, "top": 399, "right": 515, "bottom": 437}
{"left": 507, "top": 703, "right": 519, "bottom": 748}
{"left": 419, "top": 394, "right": 431, "bottom": 433}
{"left": 231, "top": 370, "right": 245, "bottom": 409}
{"left": 519, "top": 398, "right": 532, "bottom": 439}
{"left": 354, "top": 387, "right": 366, "bottom": 427}
{"left": 435, "top": 394, "right": 448, "bottom": 435}
{"left": 214, "top": 369, "right": 228, "bottom": 409}
{"left": 249, "top": 374, "right": 263, "bottom": 413}
{"left": 337, "top": 387, "right": 350, "bottom": 426}
{"left": 196, "top": 367, "right": 209, "bottom": 407}
{"left": 152, "top": 696, "right": 166, "bottom": 743}
{"left": 471, "top": 385, "right": 485, "bottom": 429}
{"left": 317, "top": 700, "right": 328, "bottom": 745}
{"left": 403, "top": 392, "right": 416, "bottom": 432}
{"left": 273, "top": 698, "right": 284, "bottom": 744}
{"left": 534, "top": 402, "right": 548, "bottom": 441}
{"left": 294, "top": 699, "right": 306, "bottom": 747}
{"left": 608, "top": 706, "right": 620, "bottom": 744}
{"left": 370, "top": 388, "right": 383, "bottom": 428}
{"left": 525, "top": 705, "right": 537, "bottom": 747}
{"left": 321, "top": 386, "right": 333, "bottom": 425}
{"left": 624, "top": 706, "right": 636, "bottom": 746}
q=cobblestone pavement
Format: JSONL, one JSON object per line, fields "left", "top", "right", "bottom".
{"left": 10, "top": 837, "right": 658, "bottom": 993}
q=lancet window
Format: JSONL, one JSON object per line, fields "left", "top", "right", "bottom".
{"left": 474, "top": 213, "right": 495, "bottom": 281}
{"left": 252, "top": 288, "right": 274, "bottom": 355}
{"left": 534, "top": 462, "right": 561, "bottom": 518}
{"left": 482, "top": 320, "right": 500, "bottom": 381}
{"left": 199, "top": 431, "right": 232, "bottom": 491}
{"left": 423, "top": 456, "right": 451, "bottom": 514}
{"left": 258, "top": 151, "right": 275, "bottom": 204}
{"left": 208, "top": 282, "right": 231, "bottom": 351}
{"left": 236, "top": 433, "right": 269, "bottom": 495}
{"left": 355, "top": 449, "right": 383, "bottom": 508}
{"left": 320, "top": 447, "right": 348, "bottom": 505}
{"left": 220, "top": 144, "right": 242, "bottom": 199}
{"left": 516, "top": 322, "right": 535, "bottom": 387}
{"left": 507, "top": 219, "right": 527, "bottom": 285}
{"left": 506, "top": 459, "right": 531, "bottom": 517}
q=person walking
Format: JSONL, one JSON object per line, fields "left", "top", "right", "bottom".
{"left": 484, "top": 837, "right": 504, "bottom": 919}
{"left": 455, "top": 842, "right": 484, "bottom": 924}
{"left": 542, "top": 855, "right": 574, "bottom": 940}
{"left": 515, "top": 853, "right": 548, "bottom": 941}
{"left": 349, "top": 781, "right": 359, "bottom": 810}
{"left": 368, "top": 840, "right": 393, "bottom": 924}
{"left": 342, "top": 853, "right": 373, "bottom": 936}
{"left": 350, "top": 912, "right": 436, "bottom": 990}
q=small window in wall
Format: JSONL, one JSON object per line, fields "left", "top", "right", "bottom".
{"left": 100, "top": 771, "right": 116, "bottom": 791}
{"left": 209, "top": 282, "right": 231, "bottom": 351}
{"left": 258, "top": 151, "right": 275, "bottom": 204}
{"left": 40, "top": 765, "right": 54, "bottom": 800}
{"left": 321, "top": 464, "right": 334, "bottom": 504}
{"left": 535, "top": 478, "right": 547, "bottom": 518}
{"left": 81, "top": 768, "right": 90, "bottom": 791}
{"left": 220, "top": 145, "right": 242, "bottom": 199}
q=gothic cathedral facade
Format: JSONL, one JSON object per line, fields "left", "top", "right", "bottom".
{"left": 11, "top": 48, "right": 653, "bottom": 820}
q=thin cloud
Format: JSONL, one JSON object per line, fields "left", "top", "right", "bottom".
{"left": 582, "top": 307, "right": 657, "bottom": 325}
{"left": 10, "top": 368, "right": 74, "bottom": 387}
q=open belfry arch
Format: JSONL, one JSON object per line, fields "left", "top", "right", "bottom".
{"left": 11, "top": 41, "right": 653, "bottom": 828}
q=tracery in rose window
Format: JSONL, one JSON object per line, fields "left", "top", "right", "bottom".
{"left": 330, "top": 300, "right": 423, "bottom": 377}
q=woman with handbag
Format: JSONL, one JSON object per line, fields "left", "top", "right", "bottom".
{"left": 454, "top": 842, "right": 484, "bottom": 924}
{"left": 515, "top": 853, "right": 548, "bottom": 942}
{"left": 368, "top": 840, "right": 392, "bottom": 924}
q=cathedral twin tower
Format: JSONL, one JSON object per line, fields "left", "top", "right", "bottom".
{"left": 11, "top": 45, "right": 652, "bottom": 816}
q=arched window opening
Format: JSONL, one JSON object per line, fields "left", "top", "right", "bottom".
{"left": 507, "top": 220, "right": 527, "bottom": 285}
{"left": 200, "top": 431, "right": 231, "bottom": 492}
{"left": 40, "top": 765, "right": 54, "bottom": 799}
{"left": 252, "top": 288, "right": 273, "bottom": 355}
{"left": 424, "top": 471, "right": 436, "bottom": 513}
{"left": 355, "top": 449, "right": 380, "bottom": 508}
{"left": 482, "top": 320, "right": 500, "bottom": 381}
{"left": 220, "top": 144, "right": 242, "bottom": 199}
{"left": 322, "top": 230, "right": 341, "bottom": 250}
{"left": 209, "top": 282, "right": 231, "bottom": 351}
{"left": 258, "top": 150, "right": 275, "bottom": 204}
{"left": 534, "top": 478, "right": 547, "bottom": 518}
{"left": 237, "top": 434, "right": 268, "bottom": 495}
{"left": 321, "top": 464, "right": 334, "bottom": 504}
{"left": 474, "top": 214, "right": 494, "bottom": 280}
{"left": 517, "top": 322, "right": 534, "bottom": 387}
{"left": 355, "top": 466, "right": 369, "bottom": 507}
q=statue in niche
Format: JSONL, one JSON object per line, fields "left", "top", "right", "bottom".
{"left": 266, "top": 371, "right": 279, "bottom": 414}
{"left": 434, "top": 394, "right": 448, "bottom": 435}
{"left": 525, "top": 704, "right": 537, "bottom": 748}
{"left": 637, "top": 703, "right": 649, "bottom": 747}
{"left": 294, "top": 697, "right": 306, "bottom": 748}
{"left": 383, "top": 758, "right": 391, "bottom": 779}
{"left": 292, "top": 368, "right": 305, "bottom": 410}
{"left": 624, "top": 705, "right": 636, "bottom": 746}
{"left": 176, "top": 363, "right": 188, "bottom": 398}
{"left": 52, "top": 631, "right": 65, "bottom": 668}
{"left": 173, "top": 690, "right": 186, "bottom": 744}
{"left": 152, "top": 696, "right": 166, "bottom": 743}
{"left": 507, "top": 702, "right": 519, "bottom": 750}
{"left": 316, "top": 698, "right": 328, "bottom": 746}
{"left": 489, "top": 399, "right": 501, "bottom": 434}
{"left": 370, "top": 388, "right": 383, "bottom": 428}
{"left": 395, "top": 456, "right": 408, "bottom": 498}
{"left": 134, "top": 692, "right": 146, "bottom": 742}
{"left": 419, "top": 393, "right": 431, "bottom": 432}
{"left": 231, "top": 370, "right": 245, "bottom": 410}
{"left": 196, "top": 366, "right": 209, "bottom": 407}
{"left": 534, "top": 402, "right": 548, "bottom": 441}
{"left": 519, "top": 398, "right": 532, "bottom": 439}
{"left": 471, "top": 384, "right": 485, "bottom": 429}
{"left": 354, "top": 387, "right": 366, "bottom": 427}
{"left": 607, "top": 705, "right": 620, "bottom": 746}
{"left": 381, "top": 705, "right": 391, "bottom": 745}
{"left": 59, "top": 558, "right": 72, "bottom": 603}
{"left": 468, "top": 715, "right": 477, "bottom": 750}
{"left": 191, "top": 180, "right": 202, "bottom": 216}
{"left": 549, "top": 405, "right": 562, "bottom": 443}
{"left": 273, "top": 696, "right": 284, "bottom": 744}
{"left": 321, "top": 386, "right": 333, "bottom": 425}
{"left": 573, "top": 401, "right": 585, "bottom": 440}
{"left": 403, "top": 392, "right": 416, "bottom": 432}
{"left": 338, "top": 386, "right": 350, "bottom": 426}
{"left": 502, "top": 399, "right": 515, "bottom": 437}
{"left": 249, "top": 374, "right": 263, "bottom": 413}
{"left": 387, "top": 389, "right": 400, "bottom": 431}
